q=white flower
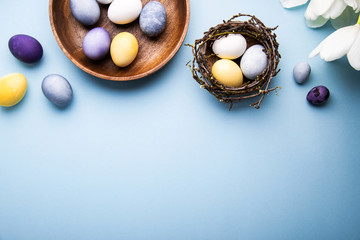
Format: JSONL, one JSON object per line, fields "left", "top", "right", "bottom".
{"left": 280, "top": 0, "right": 360, "bottom": 28}
{"left": 309, "top": 18, "right": 360, "bottom": 70}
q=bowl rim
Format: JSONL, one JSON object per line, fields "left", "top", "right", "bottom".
{"left": 48, "top": 0, "right": 190, "bottom": 81}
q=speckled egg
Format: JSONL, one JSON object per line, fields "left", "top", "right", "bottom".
{"left": 0, "top": 73, "right": 27, "bottom": 107}
{"left": 293, "top": 62, "right": 311, "bottom": 84}
{"left": 307, "top": 86, "right": 330, "bottom": 105}
{"left": 212, "top": 34, "right": 247, "bottom": 60}
{"left": 70, "top": 0, "right": 100, "bottom": 26}
{"left": 42, "top": 74, "right": 73, "bottom": 108}
{"left": 110, "top": 32, "right": 138, "bottom": 67}
{"left": 9, "top": 34, "right": 43, "bottom": 64}
{"left": 240, "top": 44, "right": 268, "bottom": 80}
{"left": 97, "top": 0, "right": 113, "bottom": 4}
{"left": 83, "top": 27, "right": 111, "bottom": 61}
{"left": 212, "top": 59, "right": 243, "bottom": 88}
{"left": 140, "top": 1, "right": 167, "bottom": 37}
{"left": 108, "top": 0, "right": 142, "bottom": 25}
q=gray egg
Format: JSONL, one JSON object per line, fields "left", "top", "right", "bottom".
{"left": 293, "top": 62, "right": 311, "bottom": 84}
{"left": 70, "top": 0, "right": 100, "bottom": 26}
{"left": 42, "top": 74, "right": 73, "bottom": 108}
{"left": 140, "top": 1, "right": 167, "bottom": 37}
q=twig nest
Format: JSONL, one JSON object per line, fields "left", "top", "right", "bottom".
{"left": 187, "top": 13, "right": 281, "bottom": 109}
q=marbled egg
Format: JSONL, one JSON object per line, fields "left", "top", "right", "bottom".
{"left": 70, "top": 0, "right": 100, "bottom": 26}
{"left": 97, "top": 0, "right": 113, "bottom": 4}
{"left": 212, "top": 34, "right": 247, "bottom": 60}
{"left": 83, "top": 27, "right": 111, "bottom": 61}
{"left": 108, "top": 0, "right": 142, "bottom": 25}
{"left": 140, "top": 1, "right": 167, "bottom": 37}
{"left": 9, "top": 34, "right": 43, "bottom": 64}
{"left": 293, "top": 62, "right": 311, "bottom": 84}
{"left": 110, "top": 32, "right": 138, "bottom": 67}
{"left": 240, "top": 44, "right": 268, "bottom": 80}
{"left": 212, "top": 59, "right": 243, "bottom": 88}
{"left": 42, "top": 74, "right": 73, "bottom": 107}
{"left": 307, "top": 86, "right": 330, "bottom": 105}
{"left": 0, "top": 73, "right": 27, "bottom": 107}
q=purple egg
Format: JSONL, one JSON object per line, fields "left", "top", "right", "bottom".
{"left": 83, "top": 27, "right": 111, "bottom": 61}
{"left": 307, "top": 85, "right": 330, "bottom": 105}
{"left": 9, "top": 34, "right": 43, "bottom": 64}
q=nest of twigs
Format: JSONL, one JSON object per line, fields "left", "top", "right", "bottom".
{"left": 187, "top": 13, "right": 281, "bottom": 110}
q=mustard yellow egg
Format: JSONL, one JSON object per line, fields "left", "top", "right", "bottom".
{"left": 212, "top": 59, "right": 243, "bottom": 88}
{"left": 110, "top": 32, "right": 139, "bottom": 67}
{"left": 0, "top": 73, "right": 27, "bottom": 107}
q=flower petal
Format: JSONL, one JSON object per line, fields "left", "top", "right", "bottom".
{"left": 330, "top": 6, "right": 358, "bottom": 29}
{"left": 308, "top": 0, "right": 335, "bottom": 16}
{"left": 280, "top": 0, "right": 309, "bottom": 8}
{"left": 309, "top": 41, "right": 324, "bottom": 58}
{"left": 310, "top": 24, "right": 360, "bottom": 61}
{"left": 347, "top": 30, "right": 360, "bottom": 70}
{"left": 344, "top": 0, "right": 360, "bottom": 12}
{"left": 325, "top": 0, "right": 347, "bottom": 19}
{"left": 306, "top": 15, "right": 329, "bottom": 28}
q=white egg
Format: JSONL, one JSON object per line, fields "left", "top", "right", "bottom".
{"left": 240, "top": 44, "right": 268, "bottom": 80}
{"left": 108, "top": 0, "right": 142, "bottom": 25}
{"left": 212, "top": 34, "right": 247, "bottom": 60}
{"left": 97, "top": 0, "right": 113, "bottom": 4}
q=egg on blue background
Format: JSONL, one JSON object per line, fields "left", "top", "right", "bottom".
{"left": 293, "top": 62, "right": 311, "bottom": 84}
{"left": 212, "top": 59, "right": 243, "bottom": 88}
{"left": 42, "top": 74, "right": 73, "bottom": 108}
{"left": 212, "top": 34, "right": 247, "bottom": 60}
{"left": 110, "top": 32, "right": 139, "bottom": 67}
{"left": 8, "top": 34, "right": 43, "bottom": 64}
{"left": 240, "top": 44, "right": 268, "bottom": 80}
{"left": 140, "top": 1, "right": 167, "bottom": 37}
{"left": 83, "top": 27, "right": 111, "bottom": 61}
{"left": 108, "top": 0, "right": 142, "bottom": 25}
{"left": 0, "top": 73, "right": 27, "bottom": 107}
{"left": 70, "top": 0, "right": 100, "bottom": 26}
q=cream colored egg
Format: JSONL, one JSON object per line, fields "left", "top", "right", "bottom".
{"left": 212, "top": 59, "right": 243, "bottom": 88}
{"left": 0, "top": 73, "right": 27, "bottom": 107}
{"left": 212, "top": 34, "right": 247, "bottom": 60}
{"left": 110, "top": 32, "right": 139, "bottom": 67}
{"left": 108, "top": 0, "right": 142, "bottom": 25}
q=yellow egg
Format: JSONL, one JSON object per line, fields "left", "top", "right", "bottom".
{"left": 212, "top": 59, "right": 243, "bottom": 88}
{"left": 110, "top": 32, "right": 139, "bottom": 67}
{"left": 0, "top": 73, "right": 27, "bottom": 107}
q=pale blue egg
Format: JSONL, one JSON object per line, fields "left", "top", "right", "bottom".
{"left": 240, "top": 45, "right": 268, "bottom": 80}
{"left": 70, "top": 0, "right": 100, "bottom": 26}
{"left": 42, "top": 74, "right": 73, "bottom": 108}
{"left": 293, "top": 62, "right": 311, "bottom": 84}
{"left": 139, "top": 1, "right": 167, "bottom": 37}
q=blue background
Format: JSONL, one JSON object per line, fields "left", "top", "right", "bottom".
{"left": 1, "top": 0, "right": 360, "bottom": 239}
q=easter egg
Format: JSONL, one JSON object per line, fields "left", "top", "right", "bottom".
{"left": 97, "top": 0, "right": 113, "bottom": 4}
{"left": 9, "top": 34, "right": 43, "bottom": 64}
{"left": 240, "top": 44, "right": 268, "bottom": 80}
{"left": 0, "top": 73, "right": 27, "bottom": 107}
{"left": 70, "top": 0, "right": 100, "bottom": 26}
{"left": 212, "top": 34, "right": 247, "bottom": 60}
{"left": 83, "top": 27, "right": 111, "bottom": 61}
{"left": 212, "top": 59, "right": 243, "bottom": 88}
{"left": 110, "top": 32, "right": 139, "bottom": 67}
{"left": 293, "top": 62, "right": 311, "bottom": 84}
{"left": 108, "top": 0, "right": 142, "bottom": 25}
{"left": 140, "top": 1, "right": 167, "bottom": 37}
{"left": 42, "top": 74, "right": 73, "bottom": 108}
{"left": 307, "top": 86, "right": 330, "bottom": 105}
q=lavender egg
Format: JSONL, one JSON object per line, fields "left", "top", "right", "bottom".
{"left": 70, "top": 0, "right": 100, "bottom": 26}
{"left": 139, "top": 1, "right": 167, "bottom": 37}
{"left": 9, "top": 34, "right": 43, "bottom": 64}
{"left": 42, "top": 74, "right": 73, "bottom": 108}
{"left": 83, "top": 27, "right": 111, "bottom": 61}
{"left": 307, "top": 85, "right": 330, "bottom": 105}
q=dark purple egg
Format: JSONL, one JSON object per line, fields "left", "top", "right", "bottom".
{"left": 307, "top": 85, "right": 330, "bottom": 105}
{"left": 9, "top": 34, "right": 43, "bottom": 64}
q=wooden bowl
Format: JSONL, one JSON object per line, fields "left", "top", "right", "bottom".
{"left": 49, "top": 0, "right": 190, "bottom": 81}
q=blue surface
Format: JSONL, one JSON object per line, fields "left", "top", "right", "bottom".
{"left": 1, "top": 0, "right": 360, "bottom": 239}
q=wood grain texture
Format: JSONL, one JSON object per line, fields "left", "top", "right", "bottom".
{"left": 49, "top": 0, "right": 190, "bottom": 81}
